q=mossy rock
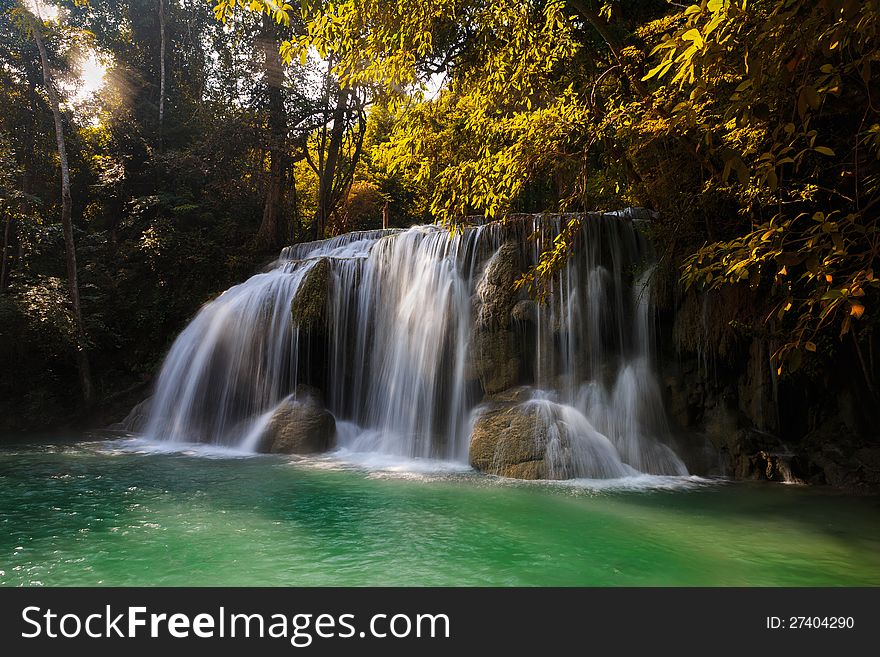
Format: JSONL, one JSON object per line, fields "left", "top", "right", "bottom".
{"left": 290, "top": 257, "right": 330, "bottom": 329}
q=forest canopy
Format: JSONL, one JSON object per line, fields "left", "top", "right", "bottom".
{"left": 1, "top": 0, "right": 878, "bottom": 429}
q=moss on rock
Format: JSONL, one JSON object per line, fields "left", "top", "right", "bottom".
{"left": 291, "top": 258, "right": 330, "bottom": 329}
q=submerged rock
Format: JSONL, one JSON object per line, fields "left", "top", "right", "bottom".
{"left": 290, "top": 257, "right": 330, "bottom": 329}
{"left": 258, "top": 386, "right": 336, "bottom": 454}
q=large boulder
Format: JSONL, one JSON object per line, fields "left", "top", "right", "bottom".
{"left": 470, "top": 388, "right": 643, "bottom": 480}
{"left": 258, "top": 386, "right": 336, "bottom": 454}
{"left": 469, "top": 397, "right": 549, "bottom": 479}
{"left": 291, "top": 258, "right": 330, "bottom": 329}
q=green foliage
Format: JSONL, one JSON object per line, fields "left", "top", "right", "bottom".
{"left": 0, "top": 0, "right": 275, "bottom": 429}
{"left": 278, "top": 0, "right": 880, "bottom": 373}
{"left": 4, "top": 0, "right": 880, "bottom": 430}
{"left": 647, "top": 0, "right": 880, "bottom": 372}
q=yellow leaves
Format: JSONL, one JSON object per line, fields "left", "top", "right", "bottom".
{"left": 642, "top": 59, "right": 674, "bottom": 81}
{"left": 704, "top": 13, "right": 724, "bottom": 37}
{"left": 805, "top": 341, "right": 817, "bottom": 352}
{"left": 212, "top": 0, "right": 291, "bottom": 25}
{"left": 682, "top": 29, "right": 705, "bottom": 50}
{"left": 850, "top": 302, "right": 865, "bottom": 319}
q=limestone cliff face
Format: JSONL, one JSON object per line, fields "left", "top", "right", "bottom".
{"left": 468, "top": 240, "right": 524, "bottom": 395}
{"left": 660, "top": 287, "right": 880, "bottom": 492}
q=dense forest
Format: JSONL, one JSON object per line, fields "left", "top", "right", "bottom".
{"left": 1, "top": 0, "right": 878, "bottom": 488}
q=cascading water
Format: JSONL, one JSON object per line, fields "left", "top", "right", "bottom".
{"left": 141, "top": 212, "right": 687, "bottom": 478}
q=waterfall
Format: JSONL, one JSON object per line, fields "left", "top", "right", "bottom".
{"left": 142, "top": 213, "right": 687, "bottom": 477}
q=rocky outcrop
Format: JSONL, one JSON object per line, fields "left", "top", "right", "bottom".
{"left": 469, "top": 389, "right": 637, "bottom": 480}
{"left": 800, "top": 419, "right": 880, "bottom": 492}
{"left": 475, "top": 241, "right": 521, "bottom": 326}
{"left": 737, "top": 338, "right": 778, "bottom": 433}
{"left": 469, "top": 393, "right": 549, "bottom": 479}
{"left": 662, "top": 288, "right": 880, "bottom": 491}
{"left": 257, "top": 386, "right": 336, "bottom": 454}
{"left": 118, "top": 396, "right": 153, "bottom": 433}
{"left": 290, "top": 258, "right": 330, "bottom": 329}
{"left": 511, "top": 299, "right": 537, "bottom": 323}
{"left": 469, "top": 242, "right": 524, "bottom": 394}
{"left": 470, "top": 330, "right": 521, "bottom": 395}
{"left": 105, "top": 395, "right": 153, "bottom": 433}
{"left": 661, "top": 356, "right": 790, "bottom": 479}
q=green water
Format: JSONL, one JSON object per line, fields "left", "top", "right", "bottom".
{"left": 1, "top": 437, "right": 879, "bottom": 586}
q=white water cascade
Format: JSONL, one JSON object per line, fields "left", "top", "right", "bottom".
{"left": 142, "top": 213, "right": 687, "bottom": 478}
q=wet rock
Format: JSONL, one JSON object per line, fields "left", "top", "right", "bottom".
{"left": 258, "top": 385, "right": 335, "bottom": 454}
{"left": 469, "top": 400, "right": 548, "bottom": 479}
{"left": 111, "top": 396, "right": 152, "bottom": 433}
{"left": 469, "top": 395, "right": 635, "bottom": 480}
{"left": 737, "top": 338, "right": 778, "bottom": 433}
{"left": 485, "top": 386, "right": 534, "bottom": 403}
{"left": 470, "top": 329, "right": 520, "bottom": 394}
{"left": 747, "top": 450, "right": 802, "bottom": 483}
{"left": 475, "top": 241, "right": 521, "bottom": 328}
{"left": 511, "top": 299, "right": 537, "bottom": 323}
{"left": 469, "top": 241, "right": 524, "bottom": 394}
{"left": 290, "top": 258, "right": 330, "bottom": 329}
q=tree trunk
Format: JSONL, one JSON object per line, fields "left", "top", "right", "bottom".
{"left": 567, "top": 0, "right": 649, "bottom": 98}
{"left": 255, "top": 13, "right": 288, "bottom": 250}
{"left": 32, "top": 14, "right": 94, "bottom": 406}
{"left": 158, "top": 0, "right": 166, "bottom": 151}
{"left": 314, "top": 87, "right": 350, "bottom": 240}
{"left": 1, "top": 216, "right": 11, "bottom": 292}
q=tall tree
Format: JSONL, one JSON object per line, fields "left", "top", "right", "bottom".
{"left": 21, "top": 3, "right": 93, "bottom": 405}
{"left": 254, "top": 12, "right": 289, "bottom": 249}
{"left": 306, "top": 75, "right": 367, "bottom": 240}
{"left": 209, "top": 1, "right": 370, "bottom": 242}
{"left": 158, "top": 0, "right": 166, "bottom": 150}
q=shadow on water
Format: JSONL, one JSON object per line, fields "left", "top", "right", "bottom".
{"left": 609, "top": 478, "right": 880, "bottom": 549}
